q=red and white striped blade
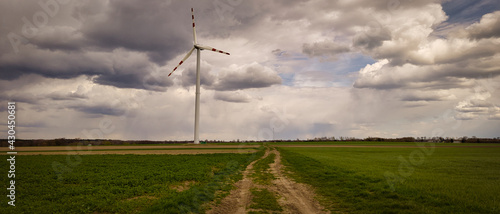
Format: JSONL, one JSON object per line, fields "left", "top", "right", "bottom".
{"left": 196, "top": 44, "right": 230, "bottom": 55}
{"left": 191, "top": 8, "right": 197, "bottom": 44}
{"left": 168, "top": 47, "right": 195, "bottom": 77}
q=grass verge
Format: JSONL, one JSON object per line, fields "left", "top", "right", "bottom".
{"left": 251, "top": 151, "right": 276, "bottom": 185}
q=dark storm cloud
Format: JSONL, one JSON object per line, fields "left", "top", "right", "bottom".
{"left": 30, "top": 26, "right": 89, "bottom": 51}
{"left": 0, "top": 92, "right": 40, "bottom": 104}
{"left": 211, "top": 63, "right": 282, "bottom": 91}
{"left": 48, "top": 92, "right": 88, "bottom": 101}
{"left": 73, "top": 104, "right": 126, "bottom": 116}
{"left": 76, "top": 0, "right": 191, "bottom": 65}
{"left": 401, "top": 93, "right": 447, "bottom": 102}
{"left": 2, "top": 89, "right": 86, "bottom": 105}
{"left": 179, "top": 63, "right": 282, "bottom": 91}
{"left": 0, "top": 49, "right": 109, "bottom": 80}
{"left": 94, "top": 59, "right": 174, "bottom": 91}
{"left": 93, "top": 69, "right": 173, "bottom": 91}
{"left": 142, "top": 72, "right": 174, "bottom": 91}
{"left": 0, "top": 46, "right": 174, "bottom": 91}
{"left": 93, "top": 73, "right": 143, "bottom": 89}
{"left": 0, "top": 0, "right": 190, "bottom": 91}
{"left": 353, "top": 27, "right": 392, "bottom": 50}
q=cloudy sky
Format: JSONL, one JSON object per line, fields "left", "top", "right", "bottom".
{"left": 1, "top": 0, "right": 500, "bottom": 141}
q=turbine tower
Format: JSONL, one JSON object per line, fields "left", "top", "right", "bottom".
{"left": 168, "top": 8, "right": 230, "bottom": 144}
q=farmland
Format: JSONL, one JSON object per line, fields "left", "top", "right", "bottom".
{"left": 0, "top": 144, "right": 260, "bottom": 155}
{"left": 1, "top": 142, "right": 500, "bottom": 213}
{"left": 0, "top": 149, "right": 263, "bottom": 213}
{"left": 278, "top": 144, "right": 500, "bottom": 213}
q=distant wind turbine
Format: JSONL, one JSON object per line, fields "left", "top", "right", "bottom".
{"left": 168, "top": 8, "right": 230, "bottom": 144}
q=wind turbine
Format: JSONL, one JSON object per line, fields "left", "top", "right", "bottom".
{"left": 168, "top": 8, "right": 230, "bottom": 144}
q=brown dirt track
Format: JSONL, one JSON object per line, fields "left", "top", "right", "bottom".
{"left": 208, "top": 148, "right": 329, "bottom": 214}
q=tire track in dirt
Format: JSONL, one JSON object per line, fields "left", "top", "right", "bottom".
{"left": 269, "top": 148, "right": 329, "bottom": 214}
{"left": 208, "top": 148, "right": 271, "bottom": 214}
{"left": 208, "top": 148, "right": 328, "bottom": 214}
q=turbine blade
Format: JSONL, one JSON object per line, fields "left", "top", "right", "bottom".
{"left": 196, "top": 44, "right": 230, "bottom": 55}
{"left": 191, "top": 8, "right": 197, "bottom": 44}
{"left": 169, "top": 47, "right": 195, "bottom": 77}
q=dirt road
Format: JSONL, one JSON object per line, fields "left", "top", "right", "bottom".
{"left": 208, "top": 149, "right": 270, "bottom": 214}
{"left": 209, "top": 148, "right": 328, "bottom": 214}
{"left": 269, "top": 148, "right": 328, "bottom": 214}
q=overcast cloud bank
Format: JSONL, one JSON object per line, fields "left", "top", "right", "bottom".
{"left": 1, "top": 0, "right": 499, "bottom": 140}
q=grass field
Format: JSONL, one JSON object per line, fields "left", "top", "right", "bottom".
{"left": 278, "top": 144, "right": 500, "bottom": 213}
{"left": 2, "top": 142, "right": 499, "bottom": 213}
{"left": 0, "top": 150, "right": 264, "bottom": 214}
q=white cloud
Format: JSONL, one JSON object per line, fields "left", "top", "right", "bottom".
{"left": 214, "top": 91, "right": 252, "bottom": 103}
{"left": 466, "top": 11, "right": 500, "bottom": 39}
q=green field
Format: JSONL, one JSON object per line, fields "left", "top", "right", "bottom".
{"left": 2, "top": 142, "right": 499, "bottom": 213}
{"left": 15, "top": 147, "right": 258, "bottom": 153}
{"left": 278, "top": 144, "right": 500, "bottom": 213}
{"left": 0, "top": 151, "right": 263, "bottom": 214}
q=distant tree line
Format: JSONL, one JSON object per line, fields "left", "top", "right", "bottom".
{"left": 303, "top": 136, "right": 500, "bottom": 144}
{"left": 362, "top": 136, "right": 500, "bottom": 143}
{"left": 1, "top": 136, "right": 499, "bottom": 147}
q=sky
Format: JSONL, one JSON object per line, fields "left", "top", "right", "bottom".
{"left": 1, "top": 0, "right": 500, "bottom": 141}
